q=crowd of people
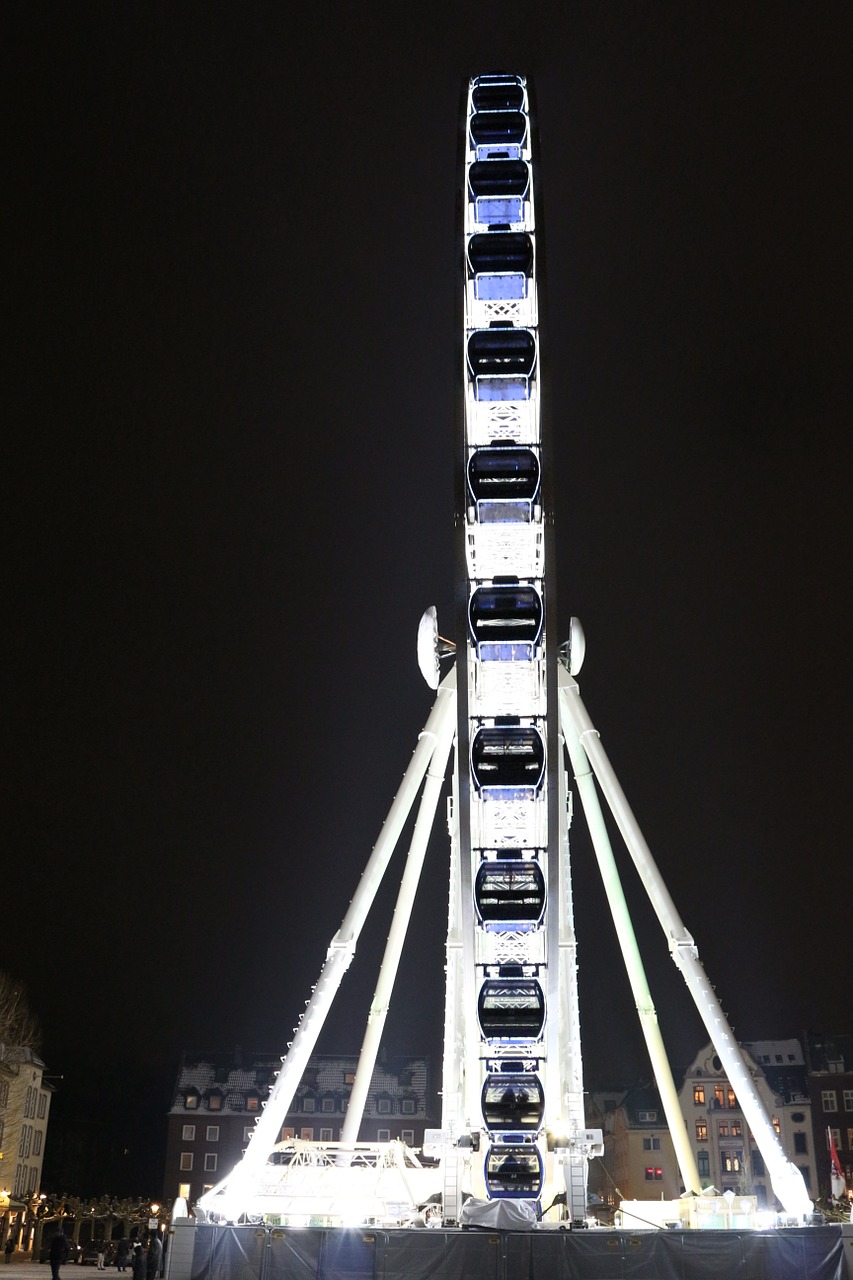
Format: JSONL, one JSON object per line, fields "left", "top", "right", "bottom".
{"left": 47, "top": 1231, "right": 163, "bottom": 1280}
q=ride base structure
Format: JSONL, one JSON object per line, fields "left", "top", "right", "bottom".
{"left": 165, "top": 74, "right": 849, "bottom": 1280}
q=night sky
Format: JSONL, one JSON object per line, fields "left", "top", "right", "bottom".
{"left": 6, "top": 4, "right": 851, "bottom": 1191}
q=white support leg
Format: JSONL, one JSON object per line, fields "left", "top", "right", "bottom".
{"left": 559, "top": 673, "right": 702, "bottom": 1195}
{"left": 559, "top": 668, "right": 813, "bottom": 1219}
{"left": 340, "top": 684, "right": 457, "bottom": 1149}
{"left": 199, "top": 669, "right": 457, "bottom": 1220}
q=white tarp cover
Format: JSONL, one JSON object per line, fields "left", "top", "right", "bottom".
{"left": 175, "top": 1221, "right": 844, "bottom": 1280}
{"left": 460, "top": 1197, "right": 537, "bottom": 1230}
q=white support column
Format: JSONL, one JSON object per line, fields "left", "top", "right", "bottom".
{"left": 560, "top": 670, "right": 813, "bottom": 1219}
{"left": 558, "top": 672, "right": 701, "bottom": 1195}
{"left": 199, "top": 669, "right": 457, "bottom": 1220}
{"left": 341, "top": 685, "right": 457, "bottom": 1149}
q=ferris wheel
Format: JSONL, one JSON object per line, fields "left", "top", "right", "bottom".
{"left": 196, "top": 74, "right": 813, "bottom": 1230}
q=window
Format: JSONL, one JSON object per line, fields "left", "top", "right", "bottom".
{"left": 696, "top": 1121, "right": 708, "bottom": 1141}
{"left": 377, "top": 1129, "right": 391, "bottom": 1142}
{"left": 204, "top": 1153, "right": 218, "bottom": 1172}
{"left": 847, "top": 1129, "right": 853, "bottom": 1152}
{"left": 300, "top": 1128, "right": 313, "bottom": 1141}
{"left": 822, "top": 1091, "right": 838, "bottom": 1113}
{"left": 843, "top": 1091, "right": 853, "bottom": 1112}
{"left": 0, "top": 1081, "right": 8, "bottom": 1106}
{"left": 644, "top": 1167, "right": 663, "bottom": 1181}
{"left": 638, "top": 1110, "right": 658, "bottom": 1122}
{"left": 206, "top": 1125, "right": 219, "bottom": 1141}
{"left": 402, "top": 1130, "right": 415, "bottom": 1144}
{"left": 322, "top": 1098, "right": 335, "bottom": 1113}
{"left": 714, "top": 1086, "right": 725, "bottom": 1109}
{"left": 185, "top": 1093, "right": 199, "bottom": 1110}
{"left": 731, "top": 1121, "right": 742, "bottom": 1137}
{"left": 693, "top": 1085, "right": 705, "bottom": 1106}
{"left": 208, "top": 1093, "right": 222, "bottom": 1111}
{"left": 246, "top": 1095, "right": 260, "bottom": 1112}
{"left": 794, "top": 1132, "right": 808, "bottom": 1155}
{"left": 0, "top": 1120, "right": 4, "bottom": 1148}
{"left": 33, "top": 1131, "right": 42, "bottom": 1156}
{"left": 303, "top": 1095, "right": 316, "bottom": 1112}
{"left": 278, "top": 1127, "right": 294, "bottom": 1142}
{"left": 178, "top": 1184, "right": 190, "bottom": 1200}
{"left": 772, "top": 1116, "right": 781, "bottom": 1135}
{"left": 319, "top": 1128, "right": 333, "bottom": 1141}
{"left": 722, "top": 1151, "right": 743, "bottom": 1173}
{"left": 718, "top": 1123, "right": 729, "bottom": 1137}
{"left": 830, "top": 1127, "right": 841, "bottom": 1149}
{"left": 401, "top": 1098, "right": 416, "bottom": 1115}
{"left": 727, "top": 1088, "right": 736, "bottom": 1109}
{"left": 180, "top": 1153, "right": 194, "bottom": 1171}
{"left": 642, "top": 1137, "right": 661, "bottom": 1151}
{"left": 697, "top": 1151, "right": 710, "bottom": 1179}
{"left": 752, "top": 1149, "right": 765, "bottom": 1176}
{"left": 345, "top": 1073, "right": 356, "bottom": 1085}
{"left": 377, "top": 1098, "right": 392, "bottom": 1114}
{"left": 182, "top": 1125, "right": 196, "bottom": 1141}
{"left": 38, "top": 1093, "right": 47, "bottom": 1119}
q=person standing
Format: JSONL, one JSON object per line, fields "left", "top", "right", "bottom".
{"left": 115, "top": 1238, "right": 130, "bottom": 1272}
{"left": 131, "top": 1243, "right": 146, "bottom": 1280}
{"left": 145, "top": 1233, "right": 162, "bottom": 1280}
{"left": 4, "top": 1236, "right": 15, "bottom": 1263}
{"left": 49, "top": 1231, "right": 70, "bottom": 1280}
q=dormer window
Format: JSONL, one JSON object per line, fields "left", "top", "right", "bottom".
{"left": 207, "top": 1090, "right": 223, "bottom": 1111}
{"left": 246, "top": 1093, "right": 260, "bottom": 1112}
{"left": 184, "top": 1090, "right": 200, "bottom": 1110}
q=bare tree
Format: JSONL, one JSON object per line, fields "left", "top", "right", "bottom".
{"left": 0, "top": 972, "right": 41, "bottom": 1069}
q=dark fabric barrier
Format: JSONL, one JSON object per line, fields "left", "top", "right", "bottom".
{"left": 180, "top": 1222, "right": 844, "bottom": 1280}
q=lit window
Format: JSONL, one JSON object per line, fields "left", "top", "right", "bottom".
{"left": 300, "top": 1128, "right": 313, "bottom": 1141}
{"left": 822, "top": 1091, "right": 838, "bottom": 1113}
{"left": 693, "top": 1085, "right": 705, "bottom": 1106}
{"left": 830, "top": 1128, "right": 841, "bottom": 1149}
{"left": 722, "top": 1151, "right": 743, "bottom": 1173}
{"left": 714, "top": 1086, "right": 725, "bottom": 1109}
{"left": 278, "top": 1127, "right": 294, "bottom": 1142}
{"left": 208, "top": 1094, "right": 222, "bottom": 1111}
{"left": 246, "top": 1096, "right": 260, "bottom": 1112}
{"left": 644, "top": 1167, "right": 663, "bottom": 1181}
{"left": 731, "top": 1121, "right": 742, "bottom": 1137}
{"left": 772, "top": 1116, "right": 781, "bottom": 1135}
{"left": 718, "top": 1123, "right": 729, "bottom": 1137}
{"left": 185, "top": 1094, "right": 199, "bottom": 1110}
{"left": 696, "top": 1121, "right": 708, "bottom": 1141}
{"left": 345, "top": 1073, "right": 356, "bottom": 1085}
{"left": 180, "top": 1153, "right": 193, "bottom": 1171}
{"left": 206, "top": 1126, "right": 219, "bottom": 1142}
{"left": 182, "top": 1125, "right": 196, "bottom": 1141}
{"left": 204, "top": 1154, "right": 217, "bottom": 1172}
{"left": 727, "top": 1088, "right": 736, "bottom": 1110}
{"left": 178, "top": 1184, "right": 190, "bottom": 1200}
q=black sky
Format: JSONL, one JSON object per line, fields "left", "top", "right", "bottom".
{"left": 6, "top": 2, "right": 852, "bottom": 1188}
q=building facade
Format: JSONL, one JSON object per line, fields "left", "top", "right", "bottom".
{"left": 678, "top": 1039, "right": 815, "bottom": 1207}
{"left": 803, "top": 1031, "right": 853, "bottom": 1202}
{"left": 587, "top": 1086, "right": 678, "bottom": 1208}
{"left": 164, "top": 1051, "right": 432, "bottom": 1207}
{"left": 0, "top": 1048, "right": 52, "bottom": 1254}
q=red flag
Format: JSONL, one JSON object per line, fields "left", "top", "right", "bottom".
{"left": 828, "top": 1127, "right": 846, "bottom": 1199}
